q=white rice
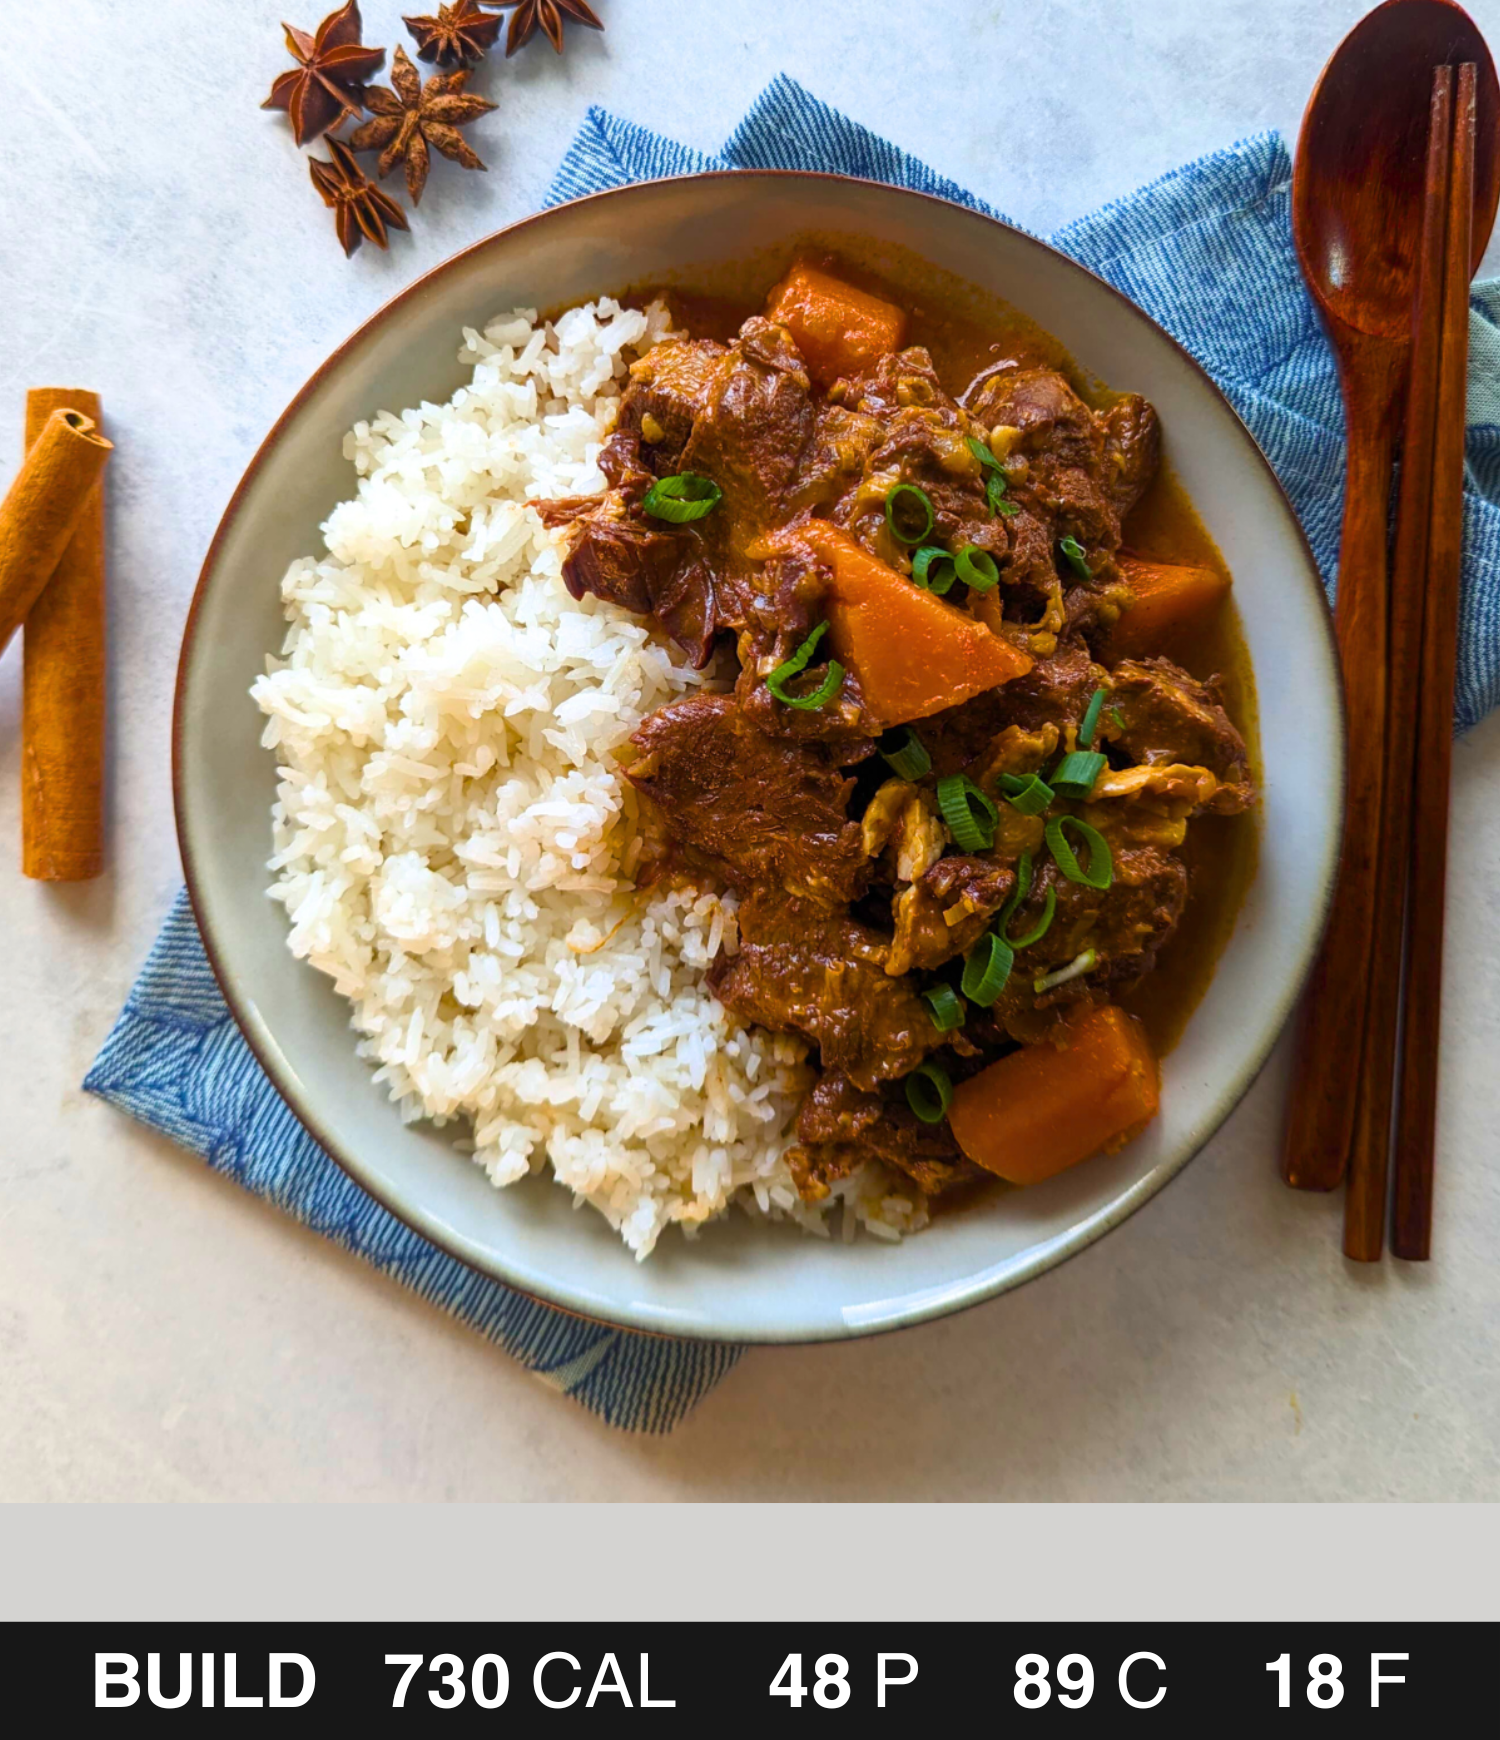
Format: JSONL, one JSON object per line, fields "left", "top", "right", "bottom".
{"left": 252, "top": 297, "right": 926, "bottom": 1258}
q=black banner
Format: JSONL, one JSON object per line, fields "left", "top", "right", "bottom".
{"left": 20, "top": 1622, "right": 1492, "bottom": 1726}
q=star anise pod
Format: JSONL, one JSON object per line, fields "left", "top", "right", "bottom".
{"left": 263, "top": 1, "right": 387, "bottom": 147}
{"left": 483, "top": 0, "right": 604, "bottom": 57}
{"left": 404, "top": 0, "right": 502, "bottom": 67}
{"left": 349, "top": 46, "right": 496, "bottom": 205}
{"left": 309, "top": 137, "right": 410, "bottom": 256}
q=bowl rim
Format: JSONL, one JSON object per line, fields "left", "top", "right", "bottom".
{"left": 173, "top": 168, "right": 1346, "bottom": 1344}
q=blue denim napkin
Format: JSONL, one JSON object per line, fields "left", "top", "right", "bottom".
{"left": 86, "top": 75, "right": 1500, "bottom": 1434}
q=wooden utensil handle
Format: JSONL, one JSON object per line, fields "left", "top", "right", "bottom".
{"left": 1393, "top": 62, "right": 1477, "bottom": 1260}
{"left": 1343, "top": 67, "right": 1452, "bottom": 1258}
{"left": 1282, "top": 346, "right": 1402, "bottom": 1191}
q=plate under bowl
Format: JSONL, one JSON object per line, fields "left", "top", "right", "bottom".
{"left": 175, "top": 172, "right": 1344, "bottom": 1343}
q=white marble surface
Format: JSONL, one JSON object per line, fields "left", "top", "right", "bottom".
{"left": 3, "top": 0, "right": 1499, "bottom": 1503}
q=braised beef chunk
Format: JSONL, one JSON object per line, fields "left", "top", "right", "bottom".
{"left": 858, "top": 411, "right": 1003, "bottom": 558}
{"left": 790, "top": 401, "right": 888, "bottom": 514}
{"left": 994, "top": 641, "right": 1104, "bottom": 739}
{"left": 788, "top": 1071, "right": 983, "bottom": 1201}
{"left": 567, "top": 512, "right": 712, "bottom": 653}
{"left": 851, "top": 346, "right": 954, "bottom": 419}
{"left": 918, "top": 647, "right": 1103, "bottom": 784}
{"left": 596, "top": 429, "right": 655, "bottom": 499}
{"left": 543, "top": 425, "right": 724, "bottom": 665}
{"left": 677, "top": 318, "right": 815, "bottom": 553}
{"left": 1035, "top": 845, "right": 1190, "bottom": 995}
{"left": 918, "top": 688, "right": 1015, "bottom": 781}
{"left": 561, "top": 327, "right": 813, "bottom": 660}
{"left": 1110, "top": 657, "right": 1253, "bottom": 793}
{"left": 830, "top": 348, "right": 1019, "bottom": 576}
{"left": 640, "top": 552, "right": 720, "bottom": 668}
{"left": 627, "top": 693, "right": 866, "bottom": 905}
{"left": 968, "top": 366, "right": 1119, "bottom": 548}
{"left": 732, "top": 549, "right": 877, "bottom": 748}
{"left": 887, "top": 854, "right": 1016, "bottom": 976}
{"left": 560, "top": 512, "right": 672, "bottom": 616}
{"left": 533, "top": 268, "right": 1257, "bottom": 1203}
{"left": 970, "top": 366, "right": 1100, "bottom": 468}
{"left": 710, "top": 895, "right": 945, "bottom": 1091}
{"left": 963, "top": 843, "right": 1189, "bottom": 1047}
{"left": 732, "top": 546, "right": 824, "bottom": 670}
{"left": 964, "top": 370, "right": 1164, "bottom": 582}
{"left": 1099, "top": 394, "right": 1161, "bottom": 518}
{"left": 621, "top": 337, "right": 726, "bottom": 473}
{"left": 546, "top": 493, "right": 720, "bottom": 668}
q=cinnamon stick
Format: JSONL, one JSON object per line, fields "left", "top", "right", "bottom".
{"left": 0, "top": 406, "right": 112, "bottom": 661}
{"left": 21, "top": 389, "right": 108, "bottom": 881}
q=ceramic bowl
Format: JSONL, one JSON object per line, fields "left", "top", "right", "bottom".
{"left": 175, "top": 172, "right": 1343, "bottom": 1342}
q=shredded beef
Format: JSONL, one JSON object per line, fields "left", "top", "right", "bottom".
{"left": 627, "top": 693, "right": 866, "bottom": 906}
{"left": 787, "top": 1071, "right": 983, "bottom": 1201}
{"left": 1110, "top": 657, "right": 1252, "bottom": 794}
{"left": 887, "top": 854, "right": 1016, "bottom": 976}
{"left": 709, "top": 895, "right": 946, "bottom": 1090}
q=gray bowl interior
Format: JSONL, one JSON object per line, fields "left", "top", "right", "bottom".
{"left": 176, "top": 174, "right": 1343, "bottom": 1342}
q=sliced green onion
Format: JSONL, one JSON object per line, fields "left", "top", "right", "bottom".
{"left": 642, "top": 472, "right": 721, "bottom": 522}
{"left": 956, "top": 545, "right": 1000, "bottom": 592}
{"left": 782, "top": 662, "right": 843, "bottom": 709}
{"left": 987, "top": 472, "right": 1018, "bottom": 517}
{"left": 1045, "top": 814, "right": 1114, "bottom": 890}
{"left": 998, "top": 850, "right": 1033, "bottom": 925}
{"left": 1078, "top": 687, "right": 1107, "bottom": 748}
{"left": 922, "top": 984, "right": 966, "bottom": 1032}
{"left": 966, "top": 438, "right": 1014, "bottom": 518}
{"left": 1007, "top": 886, "right": 1057, "bottom": 950}
{"left": 767, "top": 661, "right": 842, "bottom": 711}
{"left": 961, "top": 931, "right": 1014, "bottom": 1007}
{"left": 880, "top": 727, "right": 931, "bottom": 782}
{"left": 937, "top": 773, "right": 999, "bottom": 852}
{"left": 885, "top": 483, "right": 935, "bottom": 546}
{"left": 1110, "top": 707, "right": 1127, "bottom": 731}
{"left": 766, "top": 621, "right": 844, "bottom": 711}
{"left": 1033, "top": 948, "right": 1098, "bottom": 995}
{"left": 911, "top": 545, "right": 957, "bottom": 595}
{"left": 1058, "top": 535, "right": 1092, "bottom": 581}
{"left": 997, "top": 770, "right": 1054, "bottom": 816}
{"left": 996, "top": 851, "right": 1057, "bottom": 948}
{"left": 1050, "top": 750, "right": 1107, "bottom": 800}
{"left": 905, "top": 1060, "right": 954, "bottom": 1124}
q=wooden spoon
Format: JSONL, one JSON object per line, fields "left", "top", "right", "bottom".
{"left": 1283, "top": 0, "right": 1498, "bottom": 1193}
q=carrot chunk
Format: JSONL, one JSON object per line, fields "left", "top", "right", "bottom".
{"left": 794, "top": 522, "right": 1032, "bottom": 727}
{"left": 765, "top": 262, "right": 907, "bottom": 387}
{"left": 947, "top": 1004, "right": 1159, "bottom": 1186}
{"left": 1106, "top": 552, "right": 1230, "bottom": 658}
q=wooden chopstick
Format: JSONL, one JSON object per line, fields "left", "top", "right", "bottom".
{"left": 1342, "top": 66, "right": 1454, "bottom": 1261}
{"left": 1280, "top": 353, "right": 1403, "bottom": 1191}
{"left": 1392, "top": 62, "right": 1477, "bottom": 1261}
